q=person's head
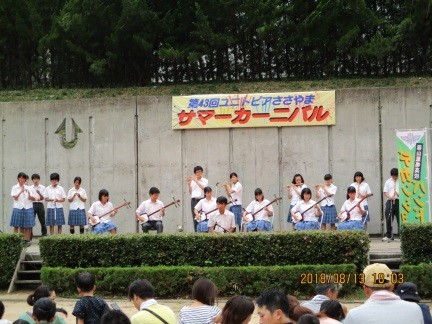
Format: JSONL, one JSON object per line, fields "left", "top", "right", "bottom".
{"left": 353, "top": 171, "right": 364, "bottom": 183}
{"left": 149, "top": 187, "right": 160, "bottom": 201}
{"left": 0, "top": 300, "right": 4, "bottom": 319}
{"left": 49, "top": 173, "right": 60, "bottom": 186}
{"left": 128, "top": 279, "right": 155, "bottom": 310}
{"left": 296, "top": 314, "right": 320, "bottom": 324}
{"left": 323, "top": 174, "right": 332, "bottom": 185}
{"left": 256, "top": 289, "right": 290, "bottom": 324}
{"left": 73, "top": 176, "right": 82, "bottom": 187}
{"left": 300, "top": 188, "right": 312, "bottom": 201}
{"left": 216, "top": 196, "right": 228, "bottom": 213}
{"left": 31, "top": 174, "right": 41, "bottom": 185}
{"left": 396, "top": 282, "right": 421, "bottom": 303}
{"left": 17, "top": 172, "right": 27, "bottom": 185}
{"left": 346, "top": 186, "right": 356, "bottom": 200}
{"left": 230, "top": 172, "right": 238, "bottom": 184}
{"left": 27, "top": 285, "right": 56, "bottom": 306}
{"left": 204, "top": 186, "right": 213, "bottom": 199}
{"left": 98, "top": 189, "right": 109, "bottom": 203}
{"left": 317, "top": 300, "right": 344, "bottom": 321}
{"left": 315, "top": 279, "right": 341, "bottom": 300}
{"left": 220, "top": 295, "right": 254, "bottom": 324}
{"left": 32, "top": 297, "right": 56, "bottom": 322}
{"left": 289, "top": 304, "right": 313, "bottom": 322}
{"left": 76, "top": 272, "right": 96, "bottom": 294}
{"left": 292, "top": 174, "right": 304, "bottom": 185}
{"left": 100, "top": 309, "right": 131, "bottom": 324}
{"left": 192, "top": 278, "right": 218, "bottom": 306}
{"left": 194, "top": 166, "right": 204, "bottom": 177}
{"left": 390, "top": 168, "right": 398, "bottom": 180}
{"left": 362, "top": 263, "right": 394, "bottom": 297}
{"left": 13, "top": 320, "right": 30, "bottom": 324}
{"left": 254, "top": 188, "right": 264, "bottom": 201}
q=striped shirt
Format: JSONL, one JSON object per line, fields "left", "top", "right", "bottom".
{"left": 178, "top": 305, "right": 221, "bottom": 324}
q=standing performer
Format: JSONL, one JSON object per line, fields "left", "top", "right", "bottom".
{"left": 223, "top": 172, "right": 243, "bottom": 231}
{"left": 44, "top": 173, "right": 66, "bottom": 235}
{"left": 350, "top": 171, "right": 372, "bottom": 232}
{"left": 315, "top": 174, "right": 337, "bottom": 231}
{"left": 383, "top": 168, "right": 399, "bottom": 241}
{"left": 208, "top": 196, "right": 236, "bottom": 234}
{"left": 286, "top": 174, "right": 307, "bottom": 230}
{"left": 338, "top": 186, "right": 366, "bottom": 230}
{"left": 136, "top": 187, "right": 165, "bottom": 234}
{"left": 10, "top": 172, "right": 35, "bottom": 243}
{"left": 186, "top": 166, "right": 208, "bottom": 232}
{"left": 67, "top": 176, "right": 88, "bottom": 235}
{"left": 88, "top": 189, "right": 118, "bottom": 235}
{"left": 30, "top": 173, "right": 47, "bottom": 237}
{"left": 291, "top": 188, "right": 322, "bottom": 231}
{"left": 243, "top": 188, "right": 274, "bottom": 232}
{"left": 194, "top": 186, "right": 217, "bottom": 233}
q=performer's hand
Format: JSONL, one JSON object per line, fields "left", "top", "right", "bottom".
{"left": 137, "top": 215, "right": 146, "bottom": 223}
{"left": 89, "top": 215, "right": 97, "bottom": 223}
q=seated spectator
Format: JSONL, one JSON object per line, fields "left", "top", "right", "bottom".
{"left": 256, "top": 289, "right": 291, "bottom": 324}
{"left": 301, "top": 279, "right": 342, "bottom": 314}
{"left": 0, "top": 301, "right": 11, "bottom": 324}
{"left": 316, "top": 300, "right": 344, "bottom": 323}
{"left": 100, "top": 310, "right": 131, "bottom": 324}
{"left": 396, "top": 282, "right": 432, "bottom": 324}
{"left": 32, "top": 298, "right": 56, "bottom": 323}
{"left": 215, "top": 295, "right": 254, "bottom": 324}
{"left": 287, "top": 294, "right": 314, "bottom": 323}
{"left": 297, "top": 314, "right": 320, "bottom": 324}
{"left": 128, "top": 279, "right": 176, "bottom": 324}
{"left": 179, "top": 278, "right": 221, "bottom": 324}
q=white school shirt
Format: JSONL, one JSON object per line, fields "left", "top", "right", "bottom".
{"left": 136, "top": 199, "right": 165, "bottom": 221}
{"left": 292, "top": 199, "right": 320, "bottom": 222}
{"left": 384, "top": 178, "right": 399, "bottom": 200}
{"left": 11, "top": 184, "right": 34, "bottom": 209}
{"left": 340, "top": 198, "right": 365, "bottom": 221}
{"left": 290, "top": 184, "right": 307, "bottom": 206}
{"left": 194, "top": 197, "right": 217, "bottom": 218}
{"left": 190, "top": 177, "right": 208, "bottom": 199}
{"left": 350, "top": 182, "right": 372, "bottom": 206}
{"left": 45, "top": 185, "right": 66, "bottom": 208}
{"left": 317, "top": 184, "right": 337, "bottom": 206}
{"left": 88, "top": 201, "right": 114, "bottom": 223}
{"left": 230, "top": 181, "right": 243, "bottom": 205}
{"left": 67, "top": 187, "right": 87, "bottom": 210}
{"left": 208, "top": 209, "right": 236, "bottom": 233}
{"left": 31, "top": 184, "right": 46, "bottom": 202}
{"left": 245, "top": 199, "right": 274, "bottom": 221}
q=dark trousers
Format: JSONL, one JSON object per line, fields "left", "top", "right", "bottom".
{"left": 33, "top": 202, "right": 47, "bottom": 236}
{"left": 385, "top": 199, "right": 400, "bottom": 238}
{"left": 191, "top": 198, "right": 202, "bottom": 232}
{"left": 141, "top": 220, "right": 163, "bottom": 234}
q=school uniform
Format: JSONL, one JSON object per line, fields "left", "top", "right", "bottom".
{"left": 208, "top": 209, "right": 235, "bottom": 233}
{"left": 45, "top": 185, "right": 66, "bottom": 226}
{"left": 31, "top": 183, "right": 47, "bottom": 236}
{"left": 287, "top": 184, "right": 307, "bottom": 222}
{"left": 292, "top": 199, "right": 321, "bottom": 230}
{"left": 67, "top": 187, "right": 87, "bottom": 226}
{"left": 338, "top": 198, "right": 365, "bottom": 230}
{"left": 88, "top": 201, "right": 117, "bottom": 234}
{"left": 10, "top": 184, "right": 35, "bottom": 228}
{"left": 190, "top": 177, "right": 209, "bottom": 232}
{"left": 228, "top": 181, "right": 243, "bottom": 228}
{"left": 245, "top": 199, "right": 273, "bottom": 232}
{"left": 383, "top": 177, "right": 399, "bottom": 238}
{"left": 136, "top": 199, "right": 164, "bottom": 233}
{"left": 194, "top": 197, "right": 217, "bottom": 232}
{"left": 317, "top": 184, "right": 337, "bottom": 224}
{"left": 350, "top": 181, "right": 372, "bottom": 221}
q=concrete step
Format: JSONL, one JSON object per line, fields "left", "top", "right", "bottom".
{"left": 18, "top": 270, "right": 41, "bottom": 274}
{"left": 15, "top": 280, "right": 42, "bottom": 284}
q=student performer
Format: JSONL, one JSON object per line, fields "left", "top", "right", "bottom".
{"left": 186, "top": 166, "right": 208, "bottom": 232}
{"left": 291, "top": 188, "right": 322, "bottom": 231}
{"left": 194, "top": 186, "right": 217, "bottom": 233}
{"left": 337, "top": 186, "right": 366, "bottom": 231}
{"left": 88, "top": 189, "right": 118, "bottom": 235}
{"left": 208, "top": 196, "right": 236, "bottom": 234}
{"left": 350, "top": 171, "right": 372, "bottom": 231}
{"left": 136, "top": 187, "right": 165, "bottom": 234}
{"left": 243, "top": 188, "right": 274, "bottom": 232}
{"left": 286, "top": 174, "right": 307, "bottom": 230}
{"left": 223, "top": 172, "right": 243, "bottom": 231}
{"left": 315, "top": 174, "right": 337, "bottom": 231}
{"left": 67, "top": 177, "right": 88, "bottom": 235}
{"left": 44, "top": 173, "right": 66, "bottom": 235}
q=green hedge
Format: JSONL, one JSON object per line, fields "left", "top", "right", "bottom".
{"left": 400, "top": 264, "right": 432, "bottom": 297}
{"left": 0, "top": 234, "right": 24, "bottom": 288}
{"left": 401, "top": 223, "right": 432, "bottom": 265}
{"left": 39, "top": 231, "right": 369, "bottom": 270}
{"left": 41, "top": 264, "right": 357, "bottom": 298}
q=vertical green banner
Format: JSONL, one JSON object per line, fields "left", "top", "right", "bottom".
{"left": 396, "top": 129, "right": 430, "bottom": 223}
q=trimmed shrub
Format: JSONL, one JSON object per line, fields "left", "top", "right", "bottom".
{"left": 0, "top": 234, "right": 24, "bottom": 288}
{"left": 41, "top": 263, "right": 357, "bottom": 298}
{"left": 400, "top": 264, "right": 432, "bottom": 297}
{"left": 401, "top": 223, "right": 432, "bottom": 265}
{"left": 39, "top": 231, "right": 369, "bottom": 270}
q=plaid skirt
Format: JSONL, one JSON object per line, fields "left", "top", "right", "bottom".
{"left": 287, "top": 204, "right": 294, "bottom": 223}
{"left": 295, "top": 221, "right": 320, "bottom": 231}
{"left": 321, "top": 205, "right": 337, "bottom": 224}
{"left": 68, "top": 209, "right": 87, "bottom": 226}
{"left": 247, "top": 220, "right": 272, "bottom": 232}
{"left": 10, "top": 208, "right": 35, "bottom": 228}
{"left": 92, "top": 221, "right": 116, "bottom": 234}
{"left": 197, "top": 219, "right": 209, "bottom": 232}
{"left": 229, "top": 205, "right": 242, "bottom": 227}
{"left": 364, "top": 205, "right": 370, "bottom": 222}
{"left": 46, "top": 208, "right": 65, "bottom": 226}
{"left": 338, "top": 220, "right": 364, "bottom": 231}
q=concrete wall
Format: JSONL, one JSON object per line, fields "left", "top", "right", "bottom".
{"left": 0, "top": 86, "right": 431, "bottom": 235}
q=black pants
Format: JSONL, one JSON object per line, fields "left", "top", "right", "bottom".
{"left": 141, "top": 220, "right": 163, "bottom": 234}
{"left": 385, "top": 199, "right": 399, "bottom": 238}
{"left": 191, "top": 198, "right": 202, "bottom": 232}
{"left": 33, "top": 202, "right": 47, "bottom": 236}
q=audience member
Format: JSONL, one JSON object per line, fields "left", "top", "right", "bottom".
{"left": 316, "top": 300, "right": 344, "bottom": 323}
{"left": 100, "top": 310, "right": 131, "bottom": 324}
{"left": 256, "top": 289, "right": 291, "bottom": 324}
{"left": 301, "top": 279, "right": 341, "bottom": 313}
{"left": 396, "top": 282, "right": 432, "bottom": 324}
{"left": 297, "top": 314, "right": 320, "bottom": 324}
{"left": 215, "top": 295, "right": 254, "bottom": 324}
{"left": 32, "top": 298, "right": 56, "bottom": 323}
{"left": 0, "top": 301, "right": 11, "bottom": 324}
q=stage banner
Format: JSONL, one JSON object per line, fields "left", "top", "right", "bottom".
{"left": 172, "top": 91, "right": 335, "bottom": 129}
{"left": 396, "top": 129, "right": 430, "bottom": 223}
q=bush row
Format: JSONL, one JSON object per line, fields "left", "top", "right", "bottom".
{"left": 39, "top": 231, "right": 369, "bottom": 270}
{"left": 41, "top": 264, "right": 357, "bottom": 298}
{"left": 400, "top": 264, "right": 432, "bottom": 297}
{"left": 400, "top": 223, "right": 432, "bottom": 265}
{"left": 0, "top": 234, "right": 24, "bottom": 288}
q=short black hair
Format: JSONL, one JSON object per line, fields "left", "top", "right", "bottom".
{"left": 73, "top": 176, "right": 82, "bottom": 184}
{"left": 100, "top": 310, "right": 131, "bottom": 324}
{"left": 193, "top": 166, "right": 203, "bottom": 174}
{"left": 390, "top": 168, "right": 398, "bottom": 176}
{"left": 324, "top": 174, "right": 332, "bottom": 181}
{"left": 76, "top": 272, "right": 96, "bottom": 292}
{"left": 292, "top": 174, "right": 304, "bottom": 185}
{"left": 297, "top": 314, "right": 320, "bottom": 324}
{"left": 256, "top": 289, "right": 290, "bottom": 316}
{"left": 353, "top": 171, "right": 364, "bottom": 182}
{"left": 99, "top": 189, "right": 109, "bottom": 201}
{"left": 32, "top": 297, "right": 56, "bottom": 322}
{"left": 31, "top": 174, "right": 40, "bottom": 180}
{"left": 50, "top": 173, "right": 60, "bottom": 181}
{"left": 300, "top": 188, "right": 312, "bottom": 200}
{"left": 149, "top": 187, "right": 160, "bottom": 195}
{"left": 0, "top": 300, "right": 4, "bottom": 319}
{"left": 17, "top": 172, "right": 26, "bottom": 179}
{"left": 203, "top": 186, "right": 212, "bottom": 194}
{"left": 128, "top": 279, "right": 155, "bottom": 301}
{"left": 229, "top": 172, "right": 238, "bottom": 178}
{"left": 216, "top": 196, "right": 228, "bottom": 205}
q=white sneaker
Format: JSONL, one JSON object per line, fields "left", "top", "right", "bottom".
{"left": 382, "top": 237, "right": 390, "bottom": 241}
